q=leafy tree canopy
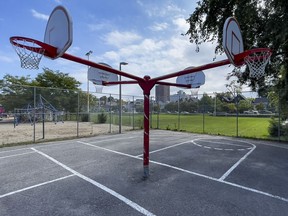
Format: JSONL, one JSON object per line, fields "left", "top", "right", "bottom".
{"left": 35, "top": 67, "right": 81, "bottom": 90}
{"left": 0, "top": 68, "right": 82, "bottom": 112}
{"left": 186, "top": 0, "right": 288, "bottom": 93}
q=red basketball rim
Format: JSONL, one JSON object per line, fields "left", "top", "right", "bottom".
{"left": 234, "top": 48, "right": 272, "bottom": 66}
{"left": 10, "top": 36, "right": 58, "bottom": 58}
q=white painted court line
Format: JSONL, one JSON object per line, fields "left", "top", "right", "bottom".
{"left": 150, "top": 159, "right": 288, "bottom": 203}
{"left": 31, "top": 147, "right": 155, "bottom": 216}
{"left": 0, "top": 147, "right": 31, "bottom": 154}
{"left": 136, "top": 141, "right": 192, "bottom": 158}
{"left": 77, "top": 140, "right": 288, "bottom": 203}
{"left": 198, "top": 139, "right": 250, "bottom": 148}
{"left": 191, "top": 138, "right": 254, "bottom": 151}
{"left": 0, "top": 174, "right": 75, "bottom": 199}
{"left": 89, "top": 136, "right": 136, "bottom": 144}
{"left": 219, "top": 142, "right": 256, "bottom": 181}
{"left": 0, "top": 151, "right": 35, "bottom": 160}
{"left": 78, "top": 141, "right": 140, "bottom": 159}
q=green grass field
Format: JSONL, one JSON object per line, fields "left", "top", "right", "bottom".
{"left": 151, "top": 114, "right": 270, "bottom": 138}
{"left": 120, "top": 113, "right": 271, "bottom": 139}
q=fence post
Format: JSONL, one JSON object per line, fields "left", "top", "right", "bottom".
{"left": 150, "top": 96, "right": 153, "bottom": 128}
{"left": 109, "top": 94, "right": 112, "bottom": 133}
{"left": 178, "top": 95, "right": 180, "bottom": 131}
{"left": 157, "top": 102, "right": 160, "bottom": 129}
{"left": 236, "top": 92, "right": 239, "bottom": 137}
{"left": 77, "top": 90, "right": 79, "bottom": 137}
{"left": 202, "top": 103, "right": 205, "bottom": 133}
{"left": 278, "top": 89, "right": 281, "bottom": 141}
{"left": 132, "top": 96, "right": 135, "bottom": 130}
{"left": 33, "top": 87, "right": 36, "bottom": 143}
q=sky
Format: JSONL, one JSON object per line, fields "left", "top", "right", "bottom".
{"left": 0, "top": 0, "right": 246, "bottom": 98}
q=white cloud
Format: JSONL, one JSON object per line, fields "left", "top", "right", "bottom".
{"left": 31, "top": 9, "right": 49, "bottom": 21}
{"left": 172, "top": 17, "right": 189, "bottom": 32}
{"left": 149, "top": 22, "right": 168, "bottom": 31}
{"left": 103, "top": 51, "right": 120, "bottom": 62}
{"left": 96, "top": 29, "right": 235, "bottom": 96}
{"left": 139, "top": 1, "right": 184, "bottom": 17}
{"left": 88, "top": 23, "right": 108, "bottom": 31}
{"left": 67, "top": 46, "right": 80, "bottom": 55}
{"left": 0, "top": 55, "right": 13, "bottom": 63}
{"left": 103, "top": 31, "right": 142, "bottom": 48}
{"left": 87, "top": 19, "right": 113, "bottom": 32}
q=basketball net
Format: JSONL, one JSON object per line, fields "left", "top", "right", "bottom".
{"left": 11, "top": 39, "right": 44, "bottom": 70}
{"left": 244, "top": 49, "right": 272, "bottom": 79}
{"left": 190, "top": 88, "right": 199, "bottom": 98}
{"left": 94, "top": 85, "right": 103, "bottom": 93}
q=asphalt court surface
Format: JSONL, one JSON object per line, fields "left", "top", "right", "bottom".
{"left": 1, "top": 130, "right": 288, "bottom": 215}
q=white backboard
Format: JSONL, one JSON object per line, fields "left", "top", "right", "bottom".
{"left": 88, "top": 63, "right": 118, "bottom": 85}
{"left": 44, "top": 6, "right": 73, "bottom": 59}
{"left": 176, "top": 67, "right": 205, "bottom": 88}
{"left": 223, "top": 17, "right": 244, "bottom": 66}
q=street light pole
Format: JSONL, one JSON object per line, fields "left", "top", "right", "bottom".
{"left": 85, "top": 50, "right": 93, "bottom": 116}
{"left": 119, "top": 62, "right": 128, "bottom": 133}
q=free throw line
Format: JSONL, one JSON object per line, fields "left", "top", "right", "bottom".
{"left": 78, "top": 140, "right": 288, "bottom": 203}
{"left": 0, "top": 174, "right": 75, "bottom": 199}
{"left": 31, "top": 148, "right": 155, "bottom": 216}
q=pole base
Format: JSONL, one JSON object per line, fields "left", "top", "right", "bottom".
{"left": 143, "top": 165, "right": 149, "bottom": 180}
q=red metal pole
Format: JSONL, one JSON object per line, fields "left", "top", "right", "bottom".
{"left": 61, "top": 53, "right": 142, "bottom": 82}
{"left": 143, "top": 92, "right": 150, "bottom": 178}
{"left": 152, "top": 59, "right": 231, "bottom": 82}
{"left": 138, "top": 76, "right": 155, "bottom": 179}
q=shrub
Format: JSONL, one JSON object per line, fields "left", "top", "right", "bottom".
{"left": 81, "top": 114, "right": 89, "bottom": 122}
{"left": 97, "top": 112, "right": 107, "bottom": 123}
{"left": 268, "top": 117, "right": 284, "bottom": 137}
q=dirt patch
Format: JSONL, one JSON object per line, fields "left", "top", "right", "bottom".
{"left": 0, "top": 121, "right": 134, "bottom": 146}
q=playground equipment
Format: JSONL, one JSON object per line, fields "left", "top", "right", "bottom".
{"left": 14, "top": 94, "right": 64, "bottom": 126}
{"left": 10, "top": 6, "right": 272, "bottom": 178}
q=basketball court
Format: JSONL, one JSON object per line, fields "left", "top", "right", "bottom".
{"left": 3, "top": 5, "right": 283, "bottom": 215}
{"left": 9, "top": 6, "right": 272, "bottom": 178}
{"left": 0, "top": 130, "right": 288, "bottom": 215}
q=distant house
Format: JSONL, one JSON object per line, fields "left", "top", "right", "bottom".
{"left": 218, "top": 94, "right": 246, "bottom": 103}
{"left": 252, "top": 97, "right": 269, "bottom": 110}
{"left": 170, "top": 90, "right": 191, "bottom": 102}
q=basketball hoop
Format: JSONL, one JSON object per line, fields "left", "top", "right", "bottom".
{"left": 10, "top": 36, "right": 57, "bottom": 69}
{"left": 94, "top": 85, "right": 103, "bottom": 93}
{"left": 190, "top": 88, "right": 199, "bottom": 98}
{"left": 234, "top": 48, "right": 272, "bottom": 79}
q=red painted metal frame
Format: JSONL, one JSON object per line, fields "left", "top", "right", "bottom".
{"left": 59, "top": 53, "right": 233, "bottom": 178}
{"left": 233, "top": 48, "right": 272, "bottom": 66}
{"left": 10, "top": 36, "right": 57, "bottom": 59}
{"left": 11, "top": 36, "right": 255, "bottom": 178}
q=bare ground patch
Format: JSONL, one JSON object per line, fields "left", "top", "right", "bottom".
{"left": 0, "top": 121, "right": 134, "bottom": 146}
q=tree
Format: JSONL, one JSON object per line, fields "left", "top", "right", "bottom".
{"left": 34, "top": 68, "right": 82, "bottom": 113}
{"left": 35, "top": 67, "right": 80, "bottom": 90}
{"left": 0, "top": 74, "right": 34, "bottom": 112}
{"left": 238, "top": 99, "right": 253, "bottom": 113}
{"left": 0, "top": 68, "right": 83, "bottom": 113}
{"left": 186, "top": 0, "right": 288, "bottom": 95}
{"left": 164, "top": 102, "right": 178, "bottom": 112}
{"left": 199, "top": 93, "right": 213, "bottom": 112}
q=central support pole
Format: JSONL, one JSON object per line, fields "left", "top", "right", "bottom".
{"left": 139, "top": 75, "right": 155, "bottom": 179}
{"left": 143, "top": 91, "right": 150, "bottom": 178}
{"left": 59, "top": 53, "right": 233, "bottom": 179}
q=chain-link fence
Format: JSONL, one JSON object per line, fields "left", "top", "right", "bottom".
{"left": 0, "top": 85, "right": 287, "bottom": 146}
{"left": 150, "top": 90, "right": 287, "bottom": 141}
{"left": 0, "top": 85, "right": 143, "bottom": 145}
